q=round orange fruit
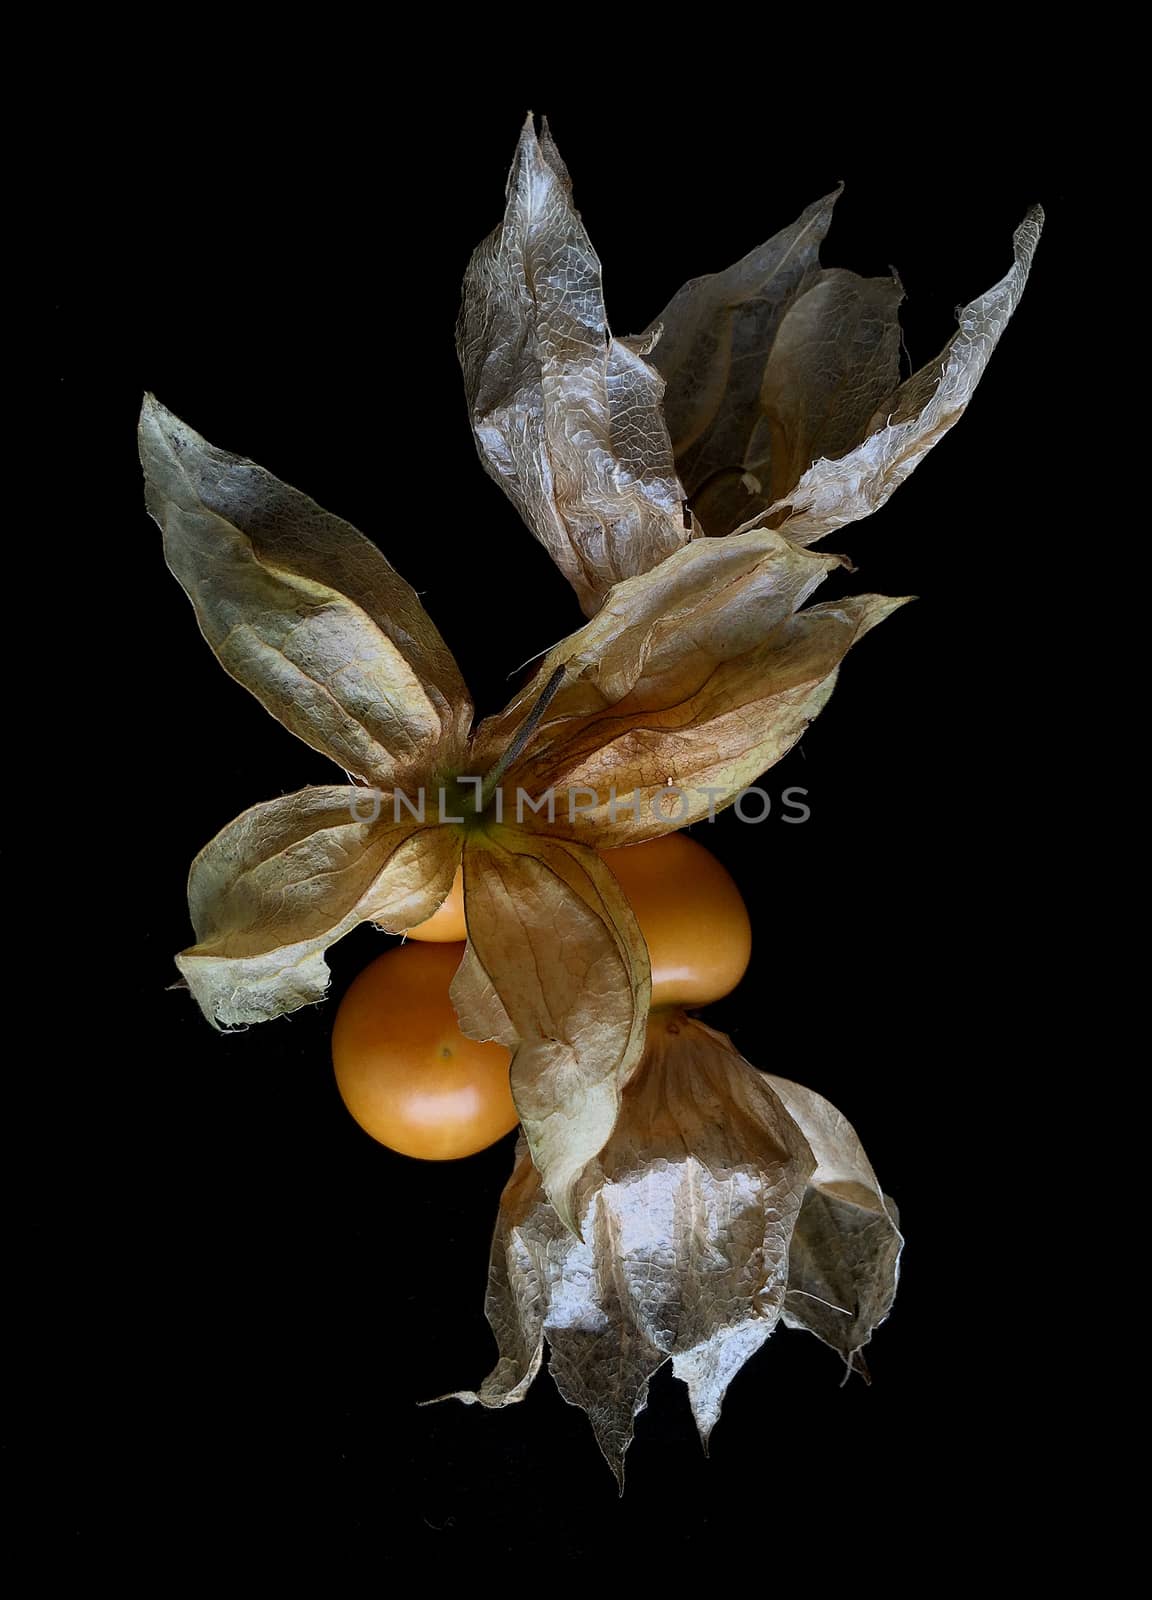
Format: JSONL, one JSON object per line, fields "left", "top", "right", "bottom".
{"left": 332, "top": 941, "right": 517, "bottom": 1160}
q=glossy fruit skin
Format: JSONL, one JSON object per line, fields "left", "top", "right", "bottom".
{"left": 405, "top": 833, "right": 751, "bottom": 1008}
{"left": 331, "top": 942, "right": 516, "bottom": 1160}
{"left": 601, "top": 833, "right": 751, "bottom": 1008}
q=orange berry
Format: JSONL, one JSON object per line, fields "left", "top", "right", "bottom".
{"left": 601, "top": 833, "right": 751, "bottom": 1008}
{"left": 332, "top": 942, "right": 517, "bottom": 1160}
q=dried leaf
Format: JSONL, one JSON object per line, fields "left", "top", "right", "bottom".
{"left": 644, "top": 196, "right": 1041, "bottom": 542}
{"left": 748, "top": 268, "right": 905, "bottom": 508}
{"left": 479, "top": 529, "right": 837, "bottom": 738}
{"left": 476, "top": 531, "right": 908, "bottom": 842}
{"left": 458, "top": 116, "right": 690, "bottom": 615}
{"left": 463, "top": 132, "right": 1040, "bottom": 604}
{"left": 767, "top": 1075, "right": 903, "bottom": 1373}
{"left": 139, "top": 394, "right": 471, "bottom": 784}
{"left": 448, "top": 943, "right": 516, "bottom": 1049}
{"left": 759, "top": 207, "right": 1043, "bottom": 544}
{"left": 177, "top": 787, "right": 461, "bottom": 1027}
{"left": 445, "top": 1015, "right": 816, "bottom": 1486}
{"left": 531, "top": 591, "right": 906, "bottom": 841}
{"left": 458, "top": 829, "right": 651, "bottom": 1233}
{"left": 641, "top": 190, "right": 839, "bottom": 532}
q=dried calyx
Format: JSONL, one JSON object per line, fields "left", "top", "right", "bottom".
{"left": 459, "top": 114, "right": 1041, "bottom": 614}
{"left": 445, "top": 1013, "right": 902, "bottom": 1489}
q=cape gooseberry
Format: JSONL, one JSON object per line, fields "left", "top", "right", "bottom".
{"left": 404, "top": 832, "right": 752, "bottom": 1009}
{"left": 336, "top": 834, "right": 753, "bottom": 1160}
{"left": 332, "top": 941, "right": 519, "bottom": 1160}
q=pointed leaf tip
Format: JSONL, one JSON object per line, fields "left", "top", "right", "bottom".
{"left": 140, "top": 400, "right": 472, "bottom": 784}
{"left": 458, "top": 127, "right": 690, "bottom": 612}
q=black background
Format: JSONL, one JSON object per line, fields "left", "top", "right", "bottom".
{"left": 69, "top": 67, "right": 1072, "bottom": 1561}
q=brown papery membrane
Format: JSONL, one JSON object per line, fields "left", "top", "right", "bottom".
{"left": 460, "top": 120, "right": 1041, "bottom": 595}
{"left": 441, "top": 1014, "right": 901, "bottom": 1488}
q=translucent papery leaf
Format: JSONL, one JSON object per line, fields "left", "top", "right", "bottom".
{"left": 459, "top": 829, "right": 650, "bottom": 1233}
{"left": 458, "top": 116, "right": 690, "bottom": 615}
{"left": 474, "top": 532, "right": 906, "bottom": 845}
{"left": 767, "top": 1075, "right": 903, "bottom": 1375}
{"left": 449, "top": 943, "right": 516, "bottom": 1049}
{"left": 528, "top": 592, "right": 908, "bottom": 843}
{"left": 640, "top": 190, "right": 838, "bottom": 533}
{"left": 140, "top": 395, "right": 471, "bottom": 784}
{"left": 757, "top": 207, "right": 1043, "bottom": 545}
{"left": 474, "top": 529, "right": 842, "bottom": 756}
{"left": 177, "top": 786, "right": 462, "bottom": 1027}
{"left": 712, "top": 267, "right": 905, "bottom": 533}
{"left": 444, "top": 1016, "right": 815, "bottom": 1488}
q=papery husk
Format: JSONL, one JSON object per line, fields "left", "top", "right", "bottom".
{"left": 745, "top": 207, "right": 1044, "bottom": 545}
{"left": 446, "top": 1015, "right": 900, "bottom": 1485}
{"left": 140, "top": 394, "right": 472, "bottom": 784}
{"left": 474, "top": 530, "right": 910, "bottom": 841}
{"left": 640, "top": 188, "right": 847, "bottom": 535}
{"left": 639, "top": 192, "right": 1041, "bottom": 540}
{"left": 767, "top": 1074, "right": 903, "bottom": 1376}
{"left": 177, "top": 788, "right": 462, "bottom": 1028}
{"left": 461, "top": 124, "right": 1041, "bottom": 596}
{"left": 445, "top": 1014, "right": 813, "bottom": 1486}
{"left": 458, "top": 115, "right": 693, "bottom": 616}
{"left": 455, "top": 830, "right": 651, "bottom": 1234}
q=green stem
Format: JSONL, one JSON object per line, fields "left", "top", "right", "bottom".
{"left": 479, "top": 664, "right": 567, "bottom": 810}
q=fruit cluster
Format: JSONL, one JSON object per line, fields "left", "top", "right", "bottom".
{"left": 332, "top": 833, "right": 750, "bottom": 1159}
